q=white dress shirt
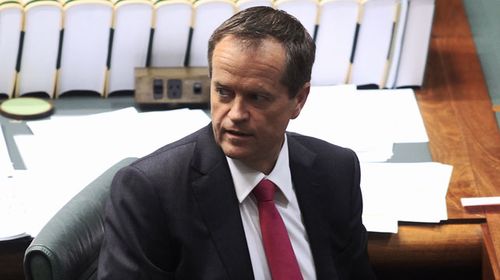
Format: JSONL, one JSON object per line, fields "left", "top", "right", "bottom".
{"left": 226, "top": 135, "right": 317, "bottom": 280}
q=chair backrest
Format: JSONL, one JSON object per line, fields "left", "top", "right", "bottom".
{"left": 23, "top": 157, "right": 137, "bottom": 280}
{"left": 188, "top": 0, "right": 235, "bottom": 67}
{"left": 150, "top": 0, "right": 193, "bottom": 67}
{"left": 312, "top": 0, "right": 359, "bottom": 85}
{"left": 56, "top": 0, "right": 114, "bottom": 97}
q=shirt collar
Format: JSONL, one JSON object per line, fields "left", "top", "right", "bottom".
{"left": 227, "top": 135, "right": 294, "bottom": 204}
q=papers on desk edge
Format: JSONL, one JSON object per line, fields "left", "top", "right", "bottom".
{"left": 0, "top": 162, "right": 453, "bottom": 239}
{"left": 0, "top": 172, "right": 31, "bottom": 241}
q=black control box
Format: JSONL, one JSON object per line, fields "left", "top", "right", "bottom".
{"left": 135, "top": 67, "right": 210, "bottom": 106}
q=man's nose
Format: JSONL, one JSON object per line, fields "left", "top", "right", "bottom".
{"left": 228, "top": 96, "right": 249, "bottom": 122}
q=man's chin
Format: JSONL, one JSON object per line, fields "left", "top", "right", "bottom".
{"left": 221, "top": 146, "right": 251, "bottom": 161}
{"left": 224, "top": 151, "right": 249, "bottom": 160}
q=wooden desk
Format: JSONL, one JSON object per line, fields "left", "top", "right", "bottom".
{"left": 368, "top": 0, "right": 500, "bottom": 279}
{"left": 0, "top": 237, "right": 31, "bottom": 280}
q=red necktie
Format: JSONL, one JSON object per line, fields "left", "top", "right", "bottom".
{"left": 253, "top": 179, "right": 303, "bottom": 280}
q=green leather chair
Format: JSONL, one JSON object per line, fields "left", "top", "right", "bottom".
{"left": 23, "top": 157, "right": 137, "bottom": 280}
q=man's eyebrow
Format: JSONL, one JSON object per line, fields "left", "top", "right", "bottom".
{"left": 213, "top": 81, "right": 271, "bottom": 96}
{"left": 213, "top": 81, "right": 228, "bottom": 88}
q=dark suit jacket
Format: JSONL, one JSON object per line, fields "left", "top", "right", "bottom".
{"left": 98, "top": 124, "right": 375, "bottom": 279}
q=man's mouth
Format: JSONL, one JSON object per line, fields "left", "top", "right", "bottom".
{"left": 225, "top": 129, "right": 251, "bottom": 137}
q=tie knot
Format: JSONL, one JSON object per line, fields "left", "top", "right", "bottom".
{"left": 253, "top": 179, "right": 277, "bottom": 202}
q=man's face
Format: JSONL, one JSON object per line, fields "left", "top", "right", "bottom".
{"left": 210, "top": 36, "right": 309, "bottom": 173}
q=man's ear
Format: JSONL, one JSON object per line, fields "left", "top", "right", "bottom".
{"left": 291, "top": 83, "right": 310, "bottom": 119}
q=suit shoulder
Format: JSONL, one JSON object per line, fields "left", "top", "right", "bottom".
{"left": 128, "top": 126, "right": 208, "bottom": 173}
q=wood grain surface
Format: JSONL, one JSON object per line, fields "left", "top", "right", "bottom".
{"left": 368, "top": 0, "right": 500, "bottom": 278}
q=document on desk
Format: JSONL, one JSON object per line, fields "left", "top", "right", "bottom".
{"left": 356, "top": 88, "right": 429, "bottom": 143}
{"left": 288, "top": 86, "right": 428, "bottom": 163}
{"left": 9, "top": 107, "right": 210, "bottom": 237}
{"left": 23, "top": 107, "right": 211, "bottom": 168}
{"left": 0, "top": 170, "right": 34, "bottom": 241}
{"left": 360, "top": 162, "right": 453, "bottom": 233}
{"left": 0, "top": 166, "right": 117, "bottom": 240}
{"left": 289, "top": 85, "right": 393, "bottom": 162}
{"left": 1, "top": 128, "right": 29, "bottom": 240}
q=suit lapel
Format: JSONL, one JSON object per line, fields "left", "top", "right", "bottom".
{"left": 287, "top": 135, "right": 339, "bottom": 279}
{"left": 190, "top": 125, "right": 254, "bottom": 280}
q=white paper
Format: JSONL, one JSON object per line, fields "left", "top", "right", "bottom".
{"left": 360, "top": 162, "right": 452, "bottom": 233}
{"left": 24, "top": 107, "right": 211, "bottom": 169}
{"left": 461, "top": 196, "right": 500, "bottom": 207}
{"left": 0, "top": 172, "right": 30, "bottom": 240}
{"left": 7, "top": 107, "right": 210, "bottom": 237}
{"left": 360, "top": 88, "right": 428, "bottom": 143}
{"left": 289, "top": 86, "right": 428, "bottom": 163}
{"left": 290, "top": 86, "right": 393, "bottom": 162}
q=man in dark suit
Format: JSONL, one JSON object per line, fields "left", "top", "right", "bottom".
{"left": 98, "top": 6, "right": 375, "bottom": 280}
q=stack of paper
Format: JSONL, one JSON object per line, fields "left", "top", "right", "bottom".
{"left": 361, "top": 162, "right": 453, "bottom": 233}
{"left": 0, "top": 172, "right": 30, "bottom": 241}
{"left": 288, "top": 85, "right": 428, "bottom": 162}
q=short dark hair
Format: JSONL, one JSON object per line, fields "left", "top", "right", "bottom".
{"left": 207, "top": 6, "right": 316, "bottom": 98}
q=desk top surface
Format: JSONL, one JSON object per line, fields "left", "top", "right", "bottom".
{"left": 417, "top": 0, "right": 500, "bottom": 274}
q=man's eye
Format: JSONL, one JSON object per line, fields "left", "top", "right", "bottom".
{"left": 217, "top": 88, "right": 233, "bottom": 98}
{"left": 250, "top": 93, "right": 270, "bottom": 103}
